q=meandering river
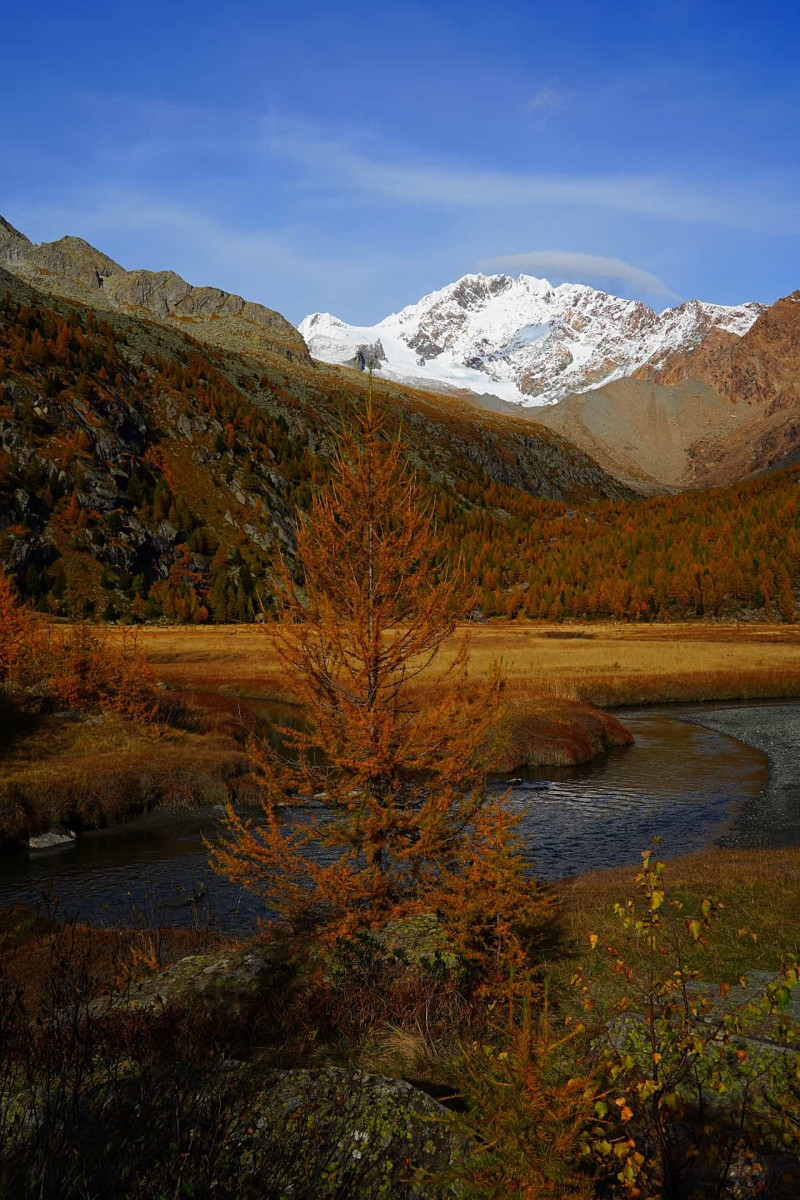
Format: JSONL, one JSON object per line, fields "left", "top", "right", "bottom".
{"left": 1, "top": 702, "right": 793, "bottom": 935}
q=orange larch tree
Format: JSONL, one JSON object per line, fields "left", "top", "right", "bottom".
{"left": 0, "top": 565, "right": 28, "bottom": 685}
{"left": 212, "top": 392, "right": 545, "bottom": 972}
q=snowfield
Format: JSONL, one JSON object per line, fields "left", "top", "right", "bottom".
{"left": 299, "top": 273, "right": 763, "bottom": 407}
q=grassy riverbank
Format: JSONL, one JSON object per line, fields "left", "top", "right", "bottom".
{"left": 6, "top": 835, "right": 796, "bottom": 1004}
{"left": 0, "top": 691, "right": 631, "bottom": 842}
{"left": 4, "top": 618, "right": 797, "bottom": 843}
{"left": 121, "top": 620, "right": 800, "bottom": 708}
{"left": 554, "top": 843, "right": 800, "bottom": 992}
{"left": 0, "top": 704, "right": 253, "bottom": 843}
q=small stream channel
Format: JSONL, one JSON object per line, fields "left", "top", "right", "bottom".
{"left": 0, "top": 703, "right": 779, "bottom": 934}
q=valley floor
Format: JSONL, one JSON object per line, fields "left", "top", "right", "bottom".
{"left": 124, "top": 619, "right": 800, "bottom": 708}
{"left": 3, "top": 620, "right": 798, "bottom": 844}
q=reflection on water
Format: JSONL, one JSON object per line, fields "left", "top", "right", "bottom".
{"left": 510, "top": 710, "right": 767, "bottom": 879}
{"left": 0, "top": 708, "right": 769, "bottom": 933}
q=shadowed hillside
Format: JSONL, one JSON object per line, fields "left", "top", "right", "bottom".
{"left": 0, "top": 265, "right": 628, "bottom": 622}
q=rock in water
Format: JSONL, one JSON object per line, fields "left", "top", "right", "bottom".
{"left": 28, "top": 829, "right": 78, "bottom": 852}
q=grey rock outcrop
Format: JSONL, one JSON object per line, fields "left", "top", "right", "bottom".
{"left": 347, "top": 340, "right": 387, "bottom": 371}
{"left": 116, "top": 944, "right": 292, "bottom": 1018}
{"left": 0, "top": 215, "right": 310, "bottom": 365}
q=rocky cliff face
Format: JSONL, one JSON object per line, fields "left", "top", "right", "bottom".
{"left": 0, "top": 216, "right": 310, "bottom": 364}
{"left": 535, "top": 292, "right": 800, "bottom": 490}
{"left": 300, "top": 272, "right": 762, "bottom": 406}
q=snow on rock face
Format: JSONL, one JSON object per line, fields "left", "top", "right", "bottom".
{"left": 299, "top": 274, "right": 763, "bottom": 407}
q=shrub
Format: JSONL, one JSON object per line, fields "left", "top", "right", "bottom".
{"left": 575, "top": 848, "right": 800, "bottom": 1196}
{"left": 449, "top": 996, "right": 596, "bottom": 1199}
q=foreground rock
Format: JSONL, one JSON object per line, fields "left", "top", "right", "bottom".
{"left": 247, "top": 1066, "right": 463, "bottom": 1198}
{"left": 108, "top": 943, "right": 293, "bottom": 1018}
{"left": 28, "top": 829, "right": 77, "bottom": 852}
{"left": 49, "top": 943, "right": 466, "bottom": 1197}
{"left": 16, "top": 1062, "right": 463, "bottom": 1199}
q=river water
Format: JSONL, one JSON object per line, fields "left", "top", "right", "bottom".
{"left": 0, "top": 705, "right": 775, "bottom": 934}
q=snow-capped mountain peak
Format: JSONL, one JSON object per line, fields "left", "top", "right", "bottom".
{"left": 298, "top": 273, "right": 763, "bottom": 406}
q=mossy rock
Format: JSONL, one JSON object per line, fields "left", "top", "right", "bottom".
{"left": 246, "top": 1065, "right": 464, "bottom": 1197}
{"left": 100, "top": 943, "right": 293, "bottom": 1018}
{"left": 9, "top": 1062, "right": 465, "bottom": 1198}
{"left": 374, "top": 914, "right": 463, "bottom": 972}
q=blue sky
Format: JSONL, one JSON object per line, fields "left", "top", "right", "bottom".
{"left": 3, "top": 0, "right": 799, "bottom": 324}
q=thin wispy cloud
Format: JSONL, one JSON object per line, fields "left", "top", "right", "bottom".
{"left": 478, "top": 251, "right": 679, "bottom": 299}
{"left": 3, "top": 3, "right": 798, "bottom": 320}
{"left": 15, "top": 189, "right": 366, "bottom": 289}
{"left": 10, "top": 187, "right": 408, "bottom": 322}
{"left": 526, "top": 86, "right": 574, "bottom": 112}
{"left": 264, "top": 118, "right": 800, "bottom": 234}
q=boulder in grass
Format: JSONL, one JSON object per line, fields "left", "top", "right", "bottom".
{"left": 113, "top": 944, "right": 293, "bottom": 1019}
{"left": 243, "top": 1066, "right": 464, "bottom": 1198}
{"left": 19, "top": 1062, "right": 465, "bottom": 1198}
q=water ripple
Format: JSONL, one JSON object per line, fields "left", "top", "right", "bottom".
{"left": 0, "top": 708, "right": 770, "bottom": 931}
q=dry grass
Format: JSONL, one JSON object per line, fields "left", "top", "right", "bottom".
{"left": 499, "top": 697, "right": 633, "bottom": 770}
{"left": 550, "top": 845, "right": 800, "bottom": 1000}
{"left": 9, "top": 619, "right": 794, "bottom": 840}
{"left": 0, "top": 709, "right": 251, "bottom": 841}
{"left": 118, "top": 621, "right": 800, "bottom": 709}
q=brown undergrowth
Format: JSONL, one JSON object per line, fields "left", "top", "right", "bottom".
{"left": 0, "top": 902, "right": 232, "bottom": 1014}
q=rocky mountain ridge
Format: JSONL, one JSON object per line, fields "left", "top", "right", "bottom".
{"left": 300, "top": 272, "right": 763, "bottom": 406}
{"left": 4, "top": 213, "right": 796, "bottom": 496}
{"left": 536, "top": 291, "right": 800, "bottom": 490}
{"left": 0, "top": 216, "right": 308, "bottom": 365}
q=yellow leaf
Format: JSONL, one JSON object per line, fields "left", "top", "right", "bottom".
{"left": 589, "top": 933, "right": 598, "bottom": 950}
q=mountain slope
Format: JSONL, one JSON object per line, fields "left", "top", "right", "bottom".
{"left": 1, "top": 256, "right": 796, "bottom": 625}
{"left": 535, "top": 292, "right": 800, "bottom": 490}
{"left": 0, "top": 216, "right": 309, "bottom": 365}
{"left": 0, "top": 257, "right": 629, "bottom": 623}
{"left": 300, "top": 272, "right": 762, "bottom": 406}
